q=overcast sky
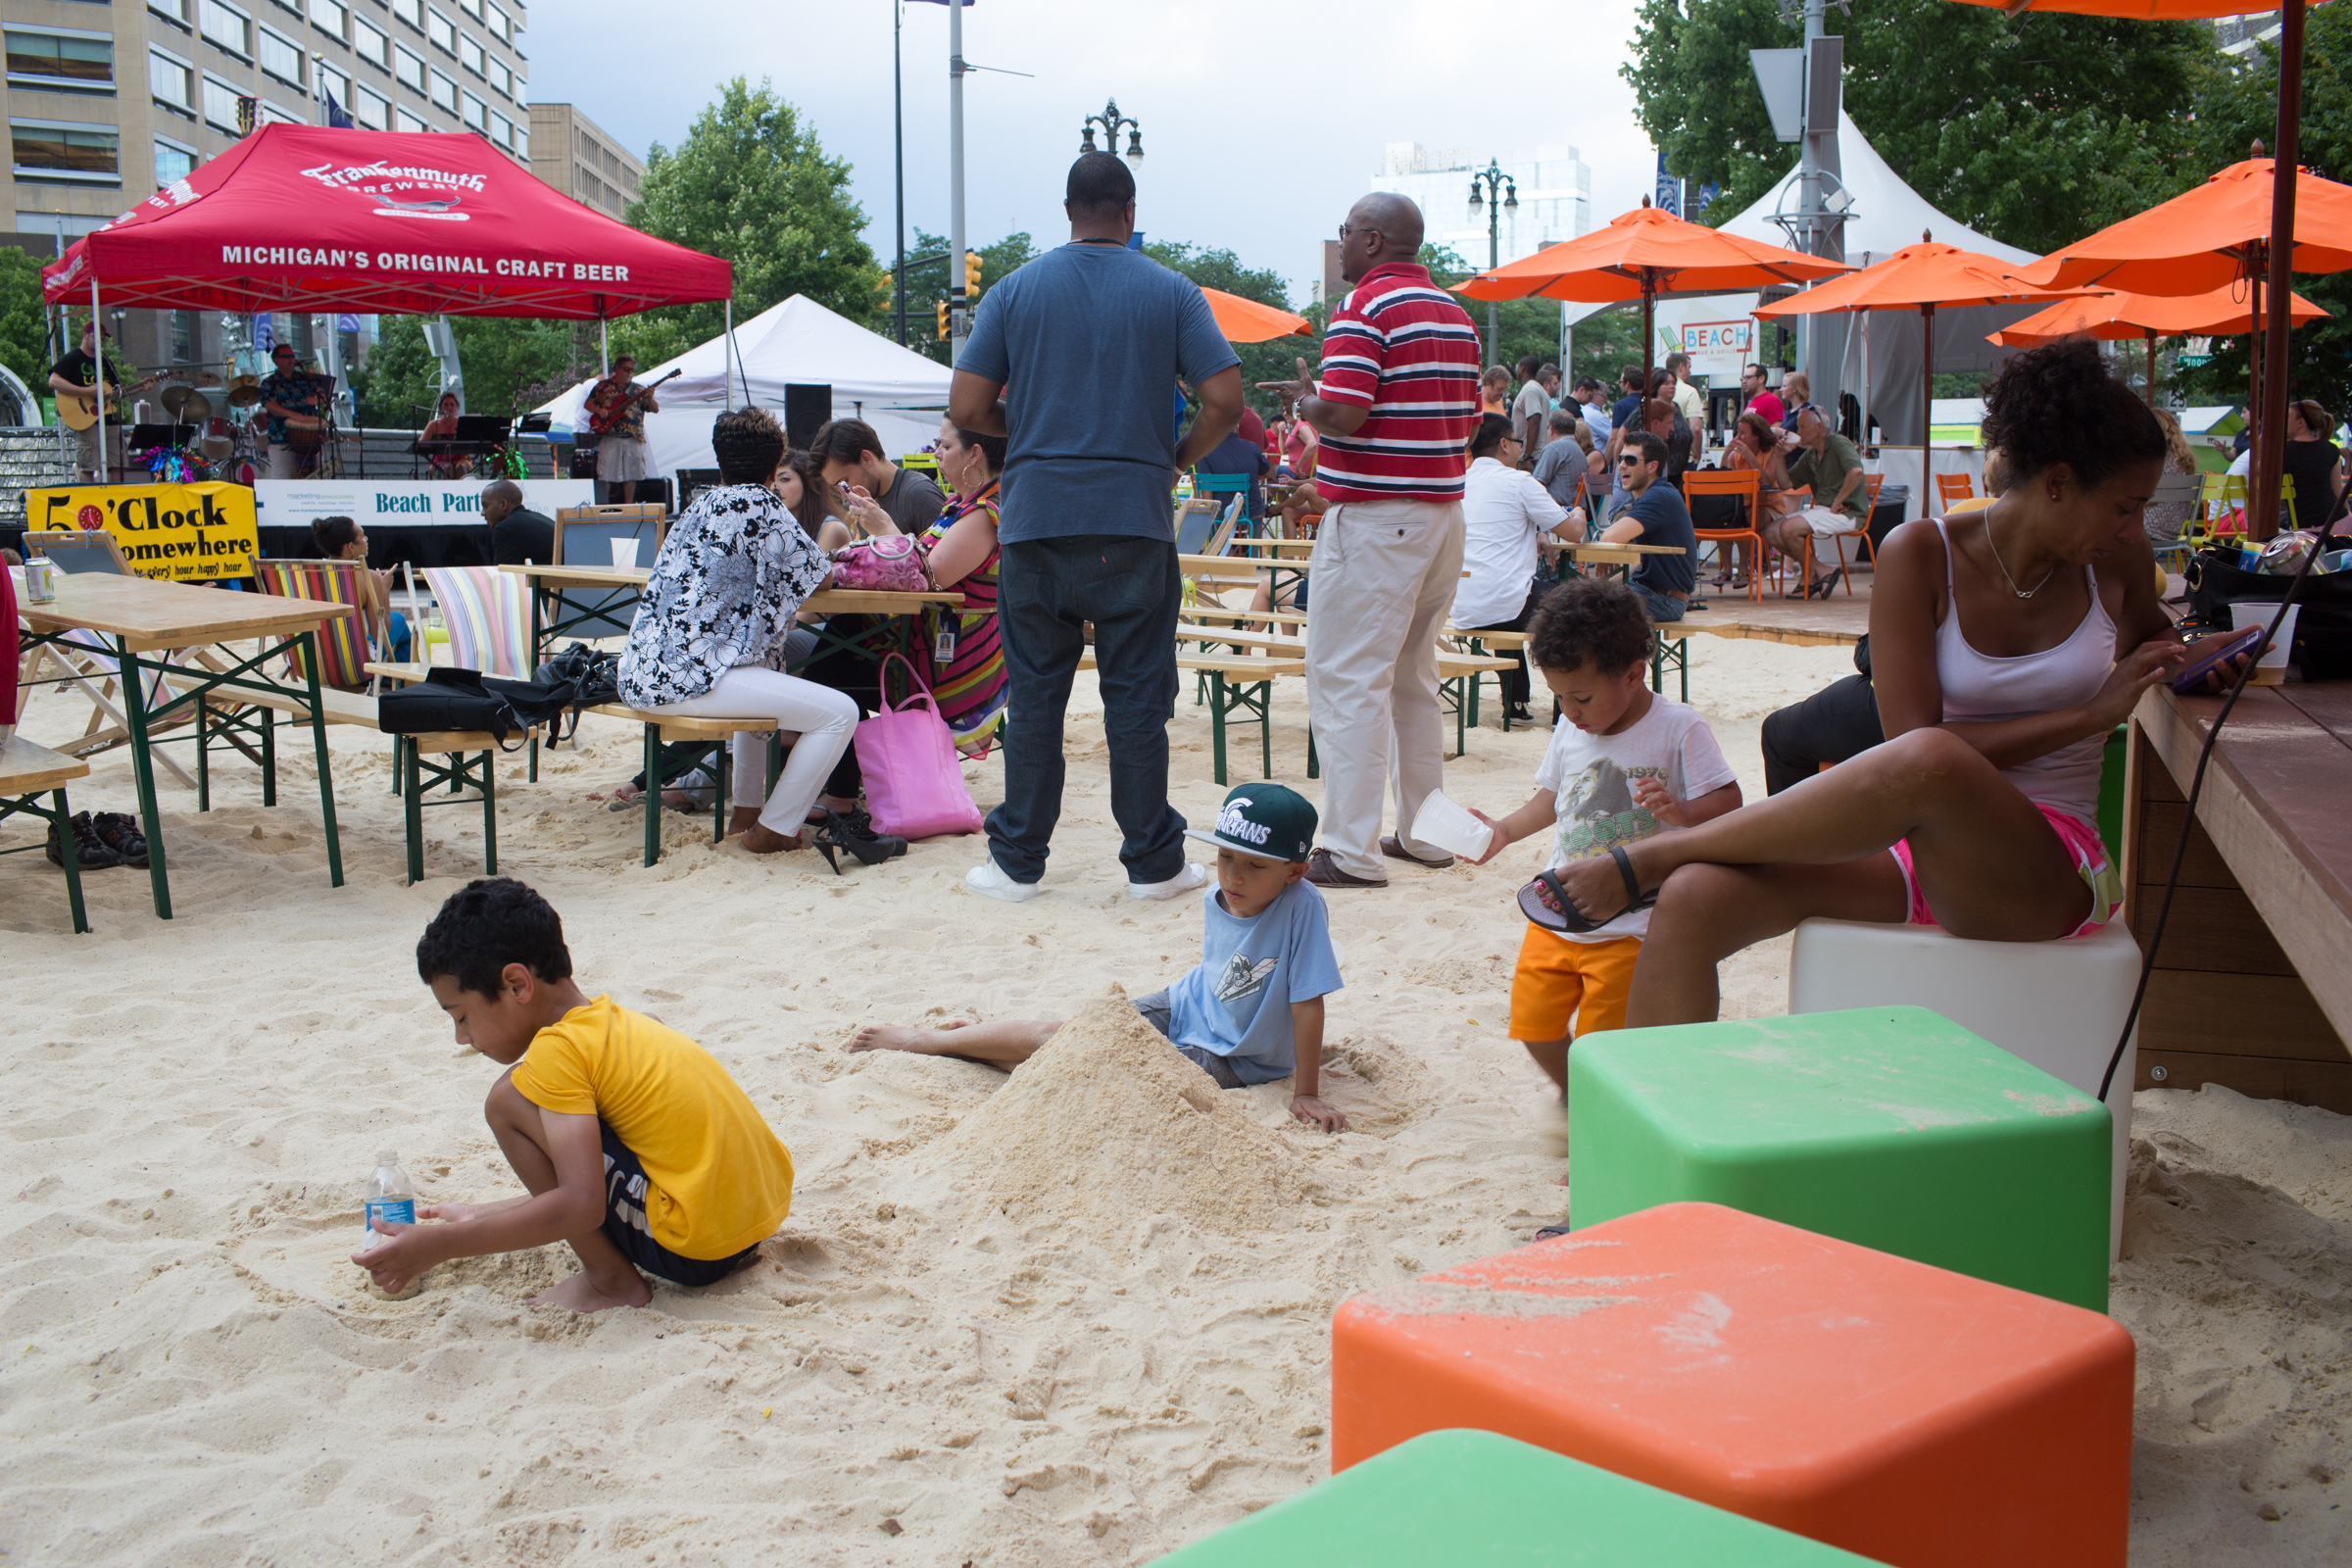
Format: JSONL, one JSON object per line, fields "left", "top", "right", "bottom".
{"left": 528, "top": 0, "right": 1664, "bottom": 306}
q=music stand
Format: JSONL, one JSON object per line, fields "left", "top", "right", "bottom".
{"left": 127, "top": 423, "right": 197, "bottom": 450}
{"left": 455, "top": 415, "right": 511, "bottom": 444}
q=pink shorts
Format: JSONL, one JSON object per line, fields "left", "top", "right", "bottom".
{"left": 1888, "top": 805, "right": 2123, "bottom": 940}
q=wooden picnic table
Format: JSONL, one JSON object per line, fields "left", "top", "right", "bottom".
{"left": 15, "top": 572, "right": 355, "bottom": 918}
{"left": 2125, "top": 682, "right": 2352, "bottom": 1112}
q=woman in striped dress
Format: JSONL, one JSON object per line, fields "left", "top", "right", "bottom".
{"left": 846, "top": 416, "right": 1006, "bottom": 753}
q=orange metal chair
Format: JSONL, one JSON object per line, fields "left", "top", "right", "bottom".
{"left": 1797, "top": 474, "right": 1881, "bottom": 597}
{"left": 1935, "top": 471, "right": 1977, "bottom": 513}
{"left": 1682, "top": 469, "right": 1767, "bottom": 602}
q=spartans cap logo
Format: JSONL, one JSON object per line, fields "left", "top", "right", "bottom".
{"left": 1216, "top": 797, "right": 1272, "bottom": 847}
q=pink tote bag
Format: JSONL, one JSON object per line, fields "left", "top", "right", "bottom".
{"left": 854, "top": 654, "right": 984, "bottom": 839}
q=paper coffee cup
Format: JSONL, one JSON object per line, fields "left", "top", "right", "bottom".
{"left": 2227, "top": 602, "right": 2298, "bottom": 685}
{"left": 610, "top": 537, "right": 641, "bottom": 569}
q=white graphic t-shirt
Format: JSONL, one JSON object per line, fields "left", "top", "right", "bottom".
{"left": 1532, "top": 696, "right": 1737, "bottom": 943}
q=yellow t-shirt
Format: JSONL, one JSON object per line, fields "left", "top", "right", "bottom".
{"left": 510, "top": 996, "right": 794, "bottom": 1260}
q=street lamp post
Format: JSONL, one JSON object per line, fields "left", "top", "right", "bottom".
{"left": 1467, "top": 160, "right": 1517, "bottom": 367}
{"left": 1078, "top": 97, "right": 1145, "bottom": 164}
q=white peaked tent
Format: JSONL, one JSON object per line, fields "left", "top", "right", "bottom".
{"left": 1579, "top": 114, "right": 2042, "bottom": 490}
{"left": 537, "top": 294, "right": 955, "bottom": 481}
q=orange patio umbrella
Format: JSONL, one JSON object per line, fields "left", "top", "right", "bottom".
{"left": 1755, "top": 234, "right": 2081, "bottom": 444}
{"left": 1457, "top": 199, "right": 1850, "bottom": 418}
{"left": 1947, "top": 0, "right": 2341, "bottom": 536}
{"left": 1987, "top": 283, "right": 2330, "bottom": 406}
{"left": 1202, "top": 287, "right": 1310, "bottom": 344}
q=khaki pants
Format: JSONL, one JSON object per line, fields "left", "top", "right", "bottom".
{"left": 1303, "top": 496, "right": 1467, "bottom": 878}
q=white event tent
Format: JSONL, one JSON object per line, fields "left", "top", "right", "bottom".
{"left": 1576, "top": 114, "right": 2043, "bottom": 508}
{"left": 537, "top": 294, "right": 955, "bottom": 481}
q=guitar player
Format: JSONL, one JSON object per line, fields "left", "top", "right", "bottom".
{"left": 585, "top": 354, "right": 659, "bottom": 504}
{"left": 48, "top": 321, "right": 135, "bottom": 481}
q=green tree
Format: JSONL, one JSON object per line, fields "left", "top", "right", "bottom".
{"left": 624, "top": 78, "right": 882, "bottom": 354}
{"left": 2173, "top": 4, "right": 2352, "bottom": 417}
{"left": 1625, "top": 0, "right": 2214, "bottom": 254}
{"left": 0, "top": 249, "right": 49, "bottom": 402}
{"left": 348, "top": 314, "right": 577, "bottom": 426}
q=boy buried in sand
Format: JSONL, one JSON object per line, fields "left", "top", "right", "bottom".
{"left": 853, "top": 782, "right": 1350, "bottom": 1132}
{"left": 351, "top": 878, "right": 796, "bottom": 1311}
{"left": 1465, "top": 576, "right": 1740, "bottom": 1167}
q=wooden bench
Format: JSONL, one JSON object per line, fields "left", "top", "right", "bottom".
{"left": 0, "top": 733, "right": 94, "bottom": 932}
{"left": 162, "top": 671, "right": 532, "bottom": 885}
{"left": 586, "top": 703, "right": 784, "bottom": 866}
{"left": 1075, "top": 651, "right": 1305, "bottom": 784}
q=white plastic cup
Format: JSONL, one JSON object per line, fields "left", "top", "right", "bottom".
{"left": 609, "top": 537, "right": 640, "bottom": 570}
{"left": 1410, "top": 790, "right": 1494, "bottom": 862}
{"left": 2234, "top": 602, "right": 2298, "bottom": 686}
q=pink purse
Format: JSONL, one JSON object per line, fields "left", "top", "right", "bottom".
{"left": 854, "top": 654, "right": 985, "bottom": 839}
{"left": 829, "top": 533, "right": 928, "bottom": 593}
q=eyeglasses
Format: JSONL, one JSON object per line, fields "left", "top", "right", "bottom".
{"left": 1337, "top": 223, "right": 1383, "bottom": 241}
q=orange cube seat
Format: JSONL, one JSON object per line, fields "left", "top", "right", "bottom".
{"left": 1331, "top": 1201, "right": 2133, "bottom": 1568}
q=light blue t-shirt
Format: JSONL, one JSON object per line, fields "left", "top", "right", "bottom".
{"left": 959, "top": 242, "right": 1240, "bottom": 545}
{"left": 1164, "top": 879, "right": 1343, "bottom": 1085}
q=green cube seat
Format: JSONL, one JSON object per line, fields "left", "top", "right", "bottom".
{"left": 1152, "top": 1428, "right": 1886, "bottom": 1567}
{"left": 1569, "top": 1005, "right": 2113, "bottom": 1311}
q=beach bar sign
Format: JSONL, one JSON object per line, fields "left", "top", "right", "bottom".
{"left": 26, "top": 483, "right": 259, "bottom": 582}
{"left": 1683, "top": 320, "right": 1753, "bottom": 357}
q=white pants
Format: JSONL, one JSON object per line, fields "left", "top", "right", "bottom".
{"left": 646, "top": 665, "right": 859, "bottom": 835}
{"left": 1795, "top": 505, "right": 1856, "bottom": 538}
{"left": 267, "top": 442, "right": 304, "bottom": 478}
{"left": 1304, "top": 497, "right": 1467, "bottom": 877}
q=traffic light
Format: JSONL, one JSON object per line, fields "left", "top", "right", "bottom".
{"left": 936, "top": 301, "right": 951, "bottom": 340}
{"left": 964, "top": 249, "right": 983, "bottom": 294}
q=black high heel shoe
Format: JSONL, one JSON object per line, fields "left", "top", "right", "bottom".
{"left": 807, "top": 808, "right": 908, "bottom": 875}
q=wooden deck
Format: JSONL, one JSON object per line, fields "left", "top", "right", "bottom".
{"left": 2126, "top": 684, "right": 2352, "bottom": 1112}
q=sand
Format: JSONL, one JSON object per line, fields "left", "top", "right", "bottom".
{"left": 4, "top": 631, "right": 2347, "bottom": 1564}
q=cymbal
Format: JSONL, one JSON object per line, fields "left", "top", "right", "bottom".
{"left": 226, "top": 383, "right": 263, "bottom": 408}
{"left": 161, "top": 384, "right": 213, "bottom": 420}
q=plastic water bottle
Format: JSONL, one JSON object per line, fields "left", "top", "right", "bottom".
{"left": 362, "top": 1151, "right": 416, "bottom": 1249}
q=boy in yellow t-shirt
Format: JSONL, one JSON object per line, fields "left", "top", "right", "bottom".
{"left": 352, "top": 878, "right": 795, "bottom": 1312}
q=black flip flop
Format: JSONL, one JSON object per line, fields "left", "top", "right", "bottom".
{"left": 1806, "top": 567, "right": 1844, "bottom": 601}
{"left": 1515, "top": 846, "right": 1654, "bottom": 935}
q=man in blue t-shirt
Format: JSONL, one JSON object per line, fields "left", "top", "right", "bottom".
{"left": 1571, "top": 430, "right": 1694, "bottom": 622}
{"left": 844, "top": 783, "right": 1349, "bottom": 1132}
{"left": 951, "top": 152, "right": 1246, "bottom": 906}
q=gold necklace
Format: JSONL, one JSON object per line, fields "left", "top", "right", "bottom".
{"left": 1984, "top": 517, "right": 2057, "bottom": 600}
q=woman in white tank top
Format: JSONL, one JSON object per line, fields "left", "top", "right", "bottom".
{"left": 1544, "top": 340, "right": 2251, "bottom": 1027}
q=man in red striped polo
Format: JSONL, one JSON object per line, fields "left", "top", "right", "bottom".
{"left": 1259, "top": 194, "right": 1481, "bottom": 888}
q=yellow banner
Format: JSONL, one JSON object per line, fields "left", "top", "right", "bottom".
{"left": 24, "top": 484, "right": 261, "bottom": 583}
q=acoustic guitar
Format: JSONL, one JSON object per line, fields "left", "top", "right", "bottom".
{"left": 587, "top": 368, "right": 682, "bottom": 436}
{"left": 56, "top": 369, "right": 220, "bottom": 431}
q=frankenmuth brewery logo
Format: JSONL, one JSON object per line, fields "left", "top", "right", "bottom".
{"left": 299, "top": 160, "right": 486, "bottom": 221}
{"left": 1216, "top": 798, "right": 1271, "bottom": 846}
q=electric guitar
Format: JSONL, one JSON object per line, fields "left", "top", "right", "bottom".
{"left": 55, "top": 371, "right": 219, "bottom": 432}
{"left": 587, "top": 368, "right": 681, "bottom": 436}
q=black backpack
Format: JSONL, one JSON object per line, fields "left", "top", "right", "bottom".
{"left": 377, "top": 666, "right": 529, "bottom": 748}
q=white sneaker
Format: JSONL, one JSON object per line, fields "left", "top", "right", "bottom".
{"left": 1128, "top": 861, "right": 1209, "bottom": 902}
{"left": 964, "top": 858, "right": 1043, "bottom": 903}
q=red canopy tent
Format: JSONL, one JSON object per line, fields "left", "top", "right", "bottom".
{"left": 40, "top": 123, "right": 730, "bottom": 318}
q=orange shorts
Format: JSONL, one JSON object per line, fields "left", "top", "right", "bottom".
{"left": 1508, "top": 926, "right": 1642, "bottom": 1042}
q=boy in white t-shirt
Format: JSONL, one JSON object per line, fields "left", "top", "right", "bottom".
{"left": 1467, "top": 577, "right": 1742, "bottom": 1104}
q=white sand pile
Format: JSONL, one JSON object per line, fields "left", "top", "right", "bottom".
{"left": 5, "top": 629, "right": 2346, "bottom": 1562}
{"left": 918, "top": 991, "right": 1319, "bottom": 1247}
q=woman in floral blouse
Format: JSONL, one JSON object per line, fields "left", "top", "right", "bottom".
{"left": 616, "top": 409, "right": 890, "bottom": 861}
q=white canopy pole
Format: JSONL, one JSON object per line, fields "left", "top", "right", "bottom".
{"left": 724, "top": 299, "right": 735, "bottom": 412}
{"left": 599, "top": 315, "right": 609, "bottom": 376}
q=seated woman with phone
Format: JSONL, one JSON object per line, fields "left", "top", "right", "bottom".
{"left": 1527, "top": 339, "right": 2250, "bottom": 1025}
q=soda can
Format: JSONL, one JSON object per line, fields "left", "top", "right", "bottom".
{"left": 23, "top": 555, "right": 57, "bottom": 604}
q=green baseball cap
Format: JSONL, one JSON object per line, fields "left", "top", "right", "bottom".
{"left": 1185, "top": 781, "right": 1318, "bottom": 863}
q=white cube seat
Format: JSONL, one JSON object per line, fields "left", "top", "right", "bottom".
{"left": 1788, "top": 918, "right": 2141, "bottom": 1260}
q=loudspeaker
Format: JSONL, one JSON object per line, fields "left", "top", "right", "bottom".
{"left": 604, "top": 477, "right": 670, "bottom": 510}
{"left": 567, "top": 443, "right": 600, "bottom": 478}
{"left": 784, "top": 383, "right": 831, "bottom": 450}
{"left": 675, "top": 467, "right": 724, "bottom": 509}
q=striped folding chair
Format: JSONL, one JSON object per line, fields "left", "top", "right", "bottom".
{"left": 252, "top": 559, "right": 381, "bottom": 692}
{"left": 423, "top": 564, "right": 542, "bottom": 778}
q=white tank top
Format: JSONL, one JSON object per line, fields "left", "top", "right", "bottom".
{"left": 1934, "top": 519, "right": 2113, "bottom": 823}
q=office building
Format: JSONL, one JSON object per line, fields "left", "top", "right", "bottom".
{"left": 2, "top": 0, "right": 533, "bottom": 374}
{"left": 527, "top": 101, "right": 638, "bottom": 222}
{"left": 1375, "top": 142, "right": 1592, "bottom": 274}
